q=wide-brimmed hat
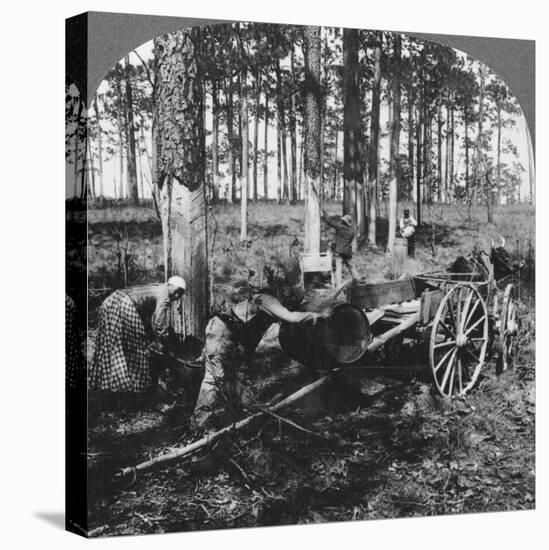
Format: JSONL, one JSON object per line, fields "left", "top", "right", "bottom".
{"left": 341, "top": 214, "right": 353, "bottom": 226}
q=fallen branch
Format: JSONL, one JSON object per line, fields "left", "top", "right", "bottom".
{"left": 115, "top": 374, "right": 333, "bottom": 481}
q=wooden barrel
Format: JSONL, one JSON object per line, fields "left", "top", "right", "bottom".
{"left": 278, "top": 300, "right": 371, "bottom": 367}
{"left": 394, "top": 237, "right": 408, "bottom": 262}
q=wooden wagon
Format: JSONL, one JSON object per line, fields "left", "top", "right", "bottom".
{"left": 331, "top": 270, "right": 519, "bottom": 398}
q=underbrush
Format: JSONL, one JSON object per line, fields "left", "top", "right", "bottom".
{"left": 85, "top": 200, "right": 535, "bottom": 535}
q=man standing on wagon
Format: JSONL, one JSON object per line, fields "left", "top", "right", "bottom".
{"left": 321, "top": 208, "right": 361, "bottom": 285}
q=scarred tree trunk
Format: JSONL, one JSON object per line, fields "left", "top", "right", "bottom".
{"left": 367, "top": 32, "right": 382, "bottom": 246}
{"left": 387, "top": 34, "right": 401, "bottom": 254}
{"left": 303, "top": 26, "right": 321, "bottom": 255}
{"left": 342, "top": 28, "right": 364, "bottom": 241}
{"left": 124, "top": 55, "right": 139, "bottom": 204}
{"left": 154, "top": 29, "right": 209, "bottom": 336}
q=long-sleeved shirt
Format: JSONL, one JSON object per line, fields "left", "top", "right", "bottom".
{"left": 399, "top": 215, "right": 417, "bottom": 230}
{"left": 324, "top": 214, "right": 354, "bottom": 257}
{"left": 124, "top": 284, "right": 172, "bottom": 339}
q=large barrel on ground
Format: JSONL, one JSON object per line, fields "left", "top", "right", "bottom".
{"left": 278, "top": 300, "right": 371, "bottom": 367}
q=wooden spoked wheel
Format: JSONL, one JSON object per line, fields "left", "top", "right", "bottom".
{"left": 429, "top": 284, "right": 489, "bottom": 397}
{"left": 496, "top": 284, "right": 518, "bottom": 375}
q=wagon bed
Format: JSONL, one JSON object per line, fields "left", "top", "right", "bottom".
{"left": 335, "top": 272, "right": 518, "bottom": 398}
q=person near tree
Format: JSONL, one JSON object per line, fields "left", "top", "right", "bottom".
{"left": 321, "top": 208, "right": 361, "bottom": 282}
{"left": 399, "top": 208, "right": 417, "bottom": 257}
{"left": 89, "top": 276, "right": 187, "bottom": 393}
{"left": 192, "top": 280, "right": 332, "bottom": 431}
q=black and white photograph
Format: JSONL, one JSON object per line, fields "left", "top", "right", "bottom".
{"left": 64, "top": 13, "right": 536, "bottom": 539}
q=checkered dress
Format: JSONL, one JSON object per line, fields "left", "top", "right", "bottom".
{"left": 65, "top": 295, "right": 85, "bottom": 389}
{"left": 89, "top": 290, "right": 153, "bottom": 392}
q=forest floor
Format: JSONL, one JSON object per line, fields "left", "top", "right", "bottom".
{"left": 85, "top": 200, "right": 535, "bottom": 537}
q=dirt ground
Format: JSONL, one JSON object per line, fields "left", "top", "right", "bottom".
{"left": 84, "top": 201, "right": 535, "bottom": 536}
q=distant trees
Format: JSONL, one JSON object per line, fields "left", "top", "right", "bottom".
{"left": 87, "top": 24, "right": 531, "bottom": 250}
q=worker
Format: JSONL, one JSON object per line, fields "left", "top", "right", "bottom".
{"left": 399, "top": 208, "right": 417, "bottom": 257}
{"left": 321, "top": 208, "right": 361, "bottom": 284}
{"left": 192, "top": 284, "right": 332, "bottom": 432}
{"left": 89, "top": 276, "right": 187, "bottom": 393}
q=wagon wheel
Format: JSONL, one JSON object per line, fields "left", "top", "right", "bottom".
{"left": 496, "top": 284, "right": 518, "bottom": 375}
{"left": 429, "top": 283, "right": 489, "bottom": 397}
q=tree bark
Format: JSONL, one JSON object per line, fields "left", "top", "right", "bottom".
{"left": 289, "top": 45, "right": 298, "bottom": 204}
{"left": 226, "top": 76, "right": 235, "bottom": 204}
{"left": 387, "top": 34, "right": 401, "bottom": 254}
{"left": 211, "top": 79, "right": 220, "bottom": 204}
{"left": 436, "top": 93, "right": 443, "bottom": 203}
{"left": 115, "top": 72, "right": 126, "bottom": 199}
{"left": 263, "top": 88, "right": 269, "bottom": 200}
{"left": 93, "top": 94, "right": 105, "bottom": 197}
{"left": 124, "top": 56, "right": 139, "bottom": 204}
{"left": 367, "top": 32, "right": 382, "bottom": 246}
{"left": 154, "top": 29, "right": 209, "bottom": 336}
{"left": 342, "top": 29, "right": 364, "bottom": 241}
{"left": 464, "top": 105, "right": 469, "bottom": 199}
{"left": 407, "top": 87, "right": 414, "bottom": 202}
{"left": 252, "top": 71, "right": 260, "bottom": 202}
{"left": 303, "top": 26, "right": 322, "bottom": 255}
{"left": 237, "top": 28, "right": 249, "bottom": 241}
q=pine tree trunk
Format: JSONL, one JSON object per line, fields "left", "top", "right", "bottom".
{"left": 154, "top": 29, "right": 209, "bottom": 336}
{"left": 94, "top": 94, "right": 105, "bottom": 197}
{"left": 226, "top": 77, "right": 235, "bottom": 204}
{"left": 496, "top": 104, "right": 502, "bottom": 207}
{"left": 240, "top": 64, "right": 249, "bottom": 241}
{"left": 332, "top": 130, "right": 339, "bottom": 199}
{"left": 252, "top": 72, "right": 260, "bottom": 203}
{"left": 124, "top": 56, "right": 139, "bottom": 204}
{"left": 72, "top": 100, "right": 82, "bottom": 197}
{"left": 407, "top": 88, "right": 414, "bottom": 202}
{"left": 87, "top": 136, "right": 95, "bottom": 199}
{"left": 115, "top": 73, "right": 125, "bottom": 199}
{"left": 303, "top": 26, "right": 322, "bottom": 255}
{"left": 444, "top": 103, "right": 450, "bottom": 202}
{"left": 464, "top": 106, "right": 469, "bottom": 198}
{"left": 416, "top": 105, "right": 422, "bottom": 224}
{"left": 211, "top": 79, "right": 220, "bottom": 204}
{"left": 343, "top": 28, "right": 364, "bottom": 240}
{"left": 263, "top": 89, "right": 269, "bottom": 200}
{"left": 388, "top": 34, "right": 401, "bottom": 254}
{"left": 290, "top": 46, "right": 297, "bottom": 204}
{"left": 449, "top": 105, "right": 454, "bottom": 203}
{"left": 367, "top": 32, "right": 382, "bottom": 246}
{"left": 436, "top": 94, "right": 443, "bottom": 203}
